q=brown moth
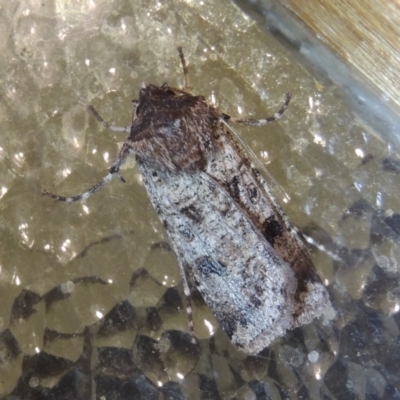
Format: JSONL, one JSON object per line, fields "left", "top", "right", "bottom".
{"left": 43, "top": 48, "right": 330, "bottom": 355}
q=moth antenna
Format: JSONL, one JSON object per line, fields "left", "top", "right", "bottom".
{"left": 42, "top": 141, "right": 132, "bottom": 203}
{"left": 177, "top": 47, "right": 192, "bottom": 92}
{"left": 233, "top": 93, "right": 291, "bottom": 125}
{"left": 86, "top": 105, "right": 131, "bottom": 133}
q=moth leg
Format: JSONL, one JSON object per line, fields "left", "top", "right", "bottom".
{"left": 177, "top": 47, "right": 192, "bottom": 93}
{"left": 86, "top": 105, "right": 131, "bottom": 133}
{"left": 42, "top": 141, "right": 133, "bottom": 203}
{"left": 233, "top": 92, "right": 291, "bottom": 126}
{"left": 176, "top": 258, "right": 196, "bottom": 343}
{"left": 183, "top": 288, "right": 196, "bottom": 344}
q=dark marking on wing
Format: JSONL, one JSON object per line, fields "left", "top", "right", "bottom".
{"left": 196, "top": 256, "right": 225, "bottom": 277}
{"left": 262, "top": 216, "right": 284, "bottom": 246}
{"left": 249, "top": 187, "right": 258, "bottom": 202}
{"left": 228, "top": 175, "right": 241, "bottom": 202}
{"left": 180, "top": 204, "right": 203, "bottom": 223}
{"left": 249, "top": 295, "right": 262, "bottom": 308}
{"left": 219, "top": 309, "right": 248, "bottom": 339}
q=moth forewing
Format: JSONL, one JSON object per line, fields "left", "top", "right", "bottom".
{"left": 141, "top": 167, "right": 296, "bottom": 354}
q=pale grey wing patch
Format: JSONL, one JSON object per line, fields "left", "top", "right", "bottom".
{"left": 207, "top": 131, "right": 330, "bottom": 326}
{"left": 205, "top": 131, "right": 292, "bottom": 253}
{"left": 213, "top": 121, "right": 313, "bottom": 258}
{"left": 140, "top": 165, "right": 298, "bottom": 354}
{"left": 194, "top": 256, "right": 256, "bottom": 341}
{"left": 206, "top": 128, "right": 280, "bottom": 221}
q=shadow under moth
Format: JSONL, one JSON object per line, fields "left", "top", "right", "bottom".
{"left": 43, "top": 48, "right": 330, "bottom": 355}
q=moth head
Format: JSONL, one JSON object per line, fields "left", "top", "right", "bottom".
{"left": 139, "top": 83, "right": 176, "bottom": 100}
{"left": 135, "top": 84, "right": 178, "bottom": 117}
{"left": 129, "top": 83, "right": 218, "bottom": 172}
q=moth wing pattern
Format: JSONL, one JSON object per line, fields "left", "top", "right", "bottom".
{"left": 140, "top": 165, "right": 298, "bottom": 354}
{"left": 42, "top": 49, "right": 330, "bottom": 355}
{"left": 139, "top": 119, "right": 329, "bottom": 354}
{"left": 206, "top": 125, "right": 330, "bottom": 327}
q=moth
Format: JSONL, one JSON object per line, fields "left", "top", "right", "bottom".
{"left": 43, "top": 48, "right": 330, "bottom": 355}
